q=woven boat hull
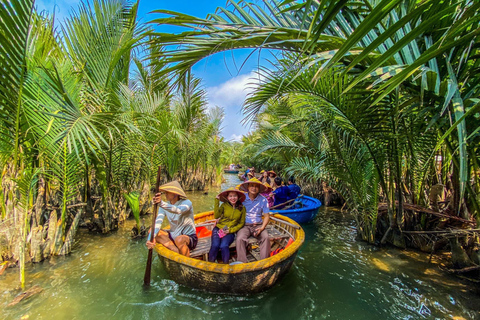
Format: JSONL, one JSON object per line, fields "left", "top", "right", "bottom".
{"left": 159, "top": 249, "right": 297, "bottom": 294}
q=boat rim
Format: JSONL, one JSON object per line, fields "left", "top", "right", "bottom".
{"left": 154, "top": 212, "right": 305, "bottom": 274}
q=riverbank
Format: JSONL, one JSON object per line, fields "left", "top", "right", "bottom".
{"left": 1, "top": 174, "right": 479, "bottom": 319}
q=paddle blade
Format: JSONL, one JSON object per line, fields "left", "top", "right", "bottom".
{"left": 143, "top": 249, "right": 153, "bottom": 286}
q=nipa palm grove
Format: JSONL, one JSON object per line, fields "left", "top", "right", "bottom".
{"left": 1, "top": 0, "right": 480, "bottom": 287}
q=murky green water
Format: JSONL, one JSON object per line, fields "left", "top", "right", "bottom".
{"left": 1, "top": 174, "right": 479, "bottom": 319}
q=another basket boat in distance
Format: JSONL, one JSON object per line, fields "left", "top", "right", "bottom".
{"left": 270, "top": 195, "right": 322, "bottom": 224}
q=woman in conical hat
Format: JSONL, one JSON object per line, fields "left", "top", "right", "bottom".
{"left": 208, "top": 187, "right": 246, "bottom": 263}
{"left": 217, "top": 187, "right": 246, "bottom": 203}
{"left": 146, "top": 181, "right": 197, "bottom": 257}
{"left": 259, "top": 170, "right": 271, "bottom": 185}
{"left": 260, "top": 182, "right": 274, "bottom": 208}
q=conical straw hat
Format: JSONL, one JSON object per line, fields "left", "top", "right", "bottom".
{"left": 262, "top": 182, "right": 272, "bottom": 193}
{"left": 240, "top": 177, "right": 267, "bottom": 193}
{"left": 158, "top": 181, "right": 187, "bottom": 199}
{"left": 217, "top": 187, "right": 246, "bottom": 203}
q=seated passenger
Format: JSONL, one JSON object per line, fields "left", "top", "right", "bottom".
{"left": 208, "top": 188, "right": 246, "bottom": 263}
{"left": 260, "top": 182, "right": 274, "bottom": 208}
{"left": 146, "top": 181, "right": 198, "bottom": 257}
{"left": 268, "top": 171, "right": 277, "bottom": 189}
{"left": 287, "top": 176, "right": 301, "bottom": 199}
{"left": 272, "top": 177, "right": 290, "bottom": 209}
{"left": 236, "top": 178, "right": 270, "bottom": 263}
{"left": 259, "top": 170, "right": 271, "bottom": 185}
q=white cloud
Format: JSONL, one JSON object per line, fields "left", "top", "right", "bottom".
{"left": 206, "top": 71, "right": 262, "bottom": 110}
{"left": 206, "top": 72, "right": 262, "bottom": 141}
{"left": 229, "top": 134, "right": 243, "bottom": 142}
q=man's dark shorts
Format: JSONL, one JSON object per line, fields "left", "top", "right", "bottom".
{"left": 168, "top": 232, "right": 198, "bottom": 251}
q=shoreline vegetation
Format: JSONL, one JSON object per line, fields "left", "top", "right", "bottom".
{"left": 0, "top": 0, "right": 239, "bottom": 288}
{"left": 149, "top": 0, "right": 480, "bottom": 282}
{"left": 1, "top": 0, "right": 480, "bottom": 299}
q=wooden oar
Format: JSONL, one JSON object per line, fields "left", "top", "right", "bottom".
{"left": 284, "top": 201, "right": 301, "bottom": 210}
{"left": 143, "top": 166, "right": 162, "bottom": 287}
{"left": 270, "top": 194, "right": 303, "bottom": 209}
{"left": 270, "top": 198, "right": 295, "bottom": 209}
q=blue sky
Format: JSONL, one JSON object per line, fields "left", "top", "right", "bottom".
{"left": 35, "top": 0, "right": 275, "bottom": 141}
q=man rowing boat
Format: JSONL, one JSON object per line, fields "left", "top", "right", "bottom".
{"left": 146, "top": 181, "right": 198, "bottom": 257}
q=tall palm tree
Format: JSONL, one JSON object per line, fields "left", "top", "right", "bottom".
{"left": 0, "top": 0, "right": 144, "bottom": 287}
{"left": 0, "top": 0, "right": 233, "bottom": 288}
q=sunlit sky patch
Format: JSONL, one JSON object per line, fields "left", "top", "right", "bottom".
{"left": 36, "top": 0, "right": 276, "bottom": 141}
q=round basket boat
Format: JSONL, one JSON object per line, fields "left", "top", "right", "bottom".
{"left": 154, "top": 211, "right": 305, "bottom": 294}
{"left": 270, "top": 195, "right": 322, "bottom": 224}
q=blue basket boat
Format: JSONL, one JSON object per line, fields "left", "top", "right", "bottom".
{"left": 270, "top": 195, "right": 322, "bottom": 224}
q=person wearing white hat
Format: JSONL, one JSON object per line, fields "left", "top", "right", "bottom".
{"left": 146, "top": 181, "right": 197, "bottom": 256}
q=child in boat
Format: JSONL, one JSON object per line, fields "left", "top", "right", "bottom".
{"left": 208, "top": 188, "right": 246, "bottom": 263}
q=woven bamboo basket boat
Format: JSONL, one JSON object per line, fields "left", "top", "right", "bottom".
{"left": 154, "top": 211, "right": 304, "bottom": 294}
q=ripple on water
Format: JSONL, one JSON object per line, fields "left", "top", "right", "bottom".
{"left": 1, "top": 175, "right": 480, "bottom": 319}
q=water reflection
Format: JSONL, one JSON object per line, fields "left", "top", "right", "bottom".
{"left": 1, "top": 173, "right": 479, "bottom": 319}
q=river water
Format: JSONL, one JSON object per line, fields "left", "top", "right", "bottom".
{"left": 1, "top": 174, "right": 479, "bottom": 319}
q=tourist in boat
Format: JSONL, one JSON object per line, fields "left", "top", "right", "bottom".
{"left": 287, "top": 176, "right": 301, "bottom": 199}
{"left": 245, "top": 171, "right": 254, "bottom": 181}
{"left": 146, "top": 181, "right": 198, "bottom": 257}
{"left": 259, "top": 170, "right": 271, "bottom": 185}
{"left": 208, "top": 188, "right": 246, "bottom": 263}
{"left": 236, "top": 178, "right": 271, "bottom": 263}
{"left": 268, "top": 170, "right": 277, "bottom": 188}
{"left": 272, "top": 177, "right": 290, "bottom": 209}
{"left": 260, "top": 182, "right": 274, "bottom": 208}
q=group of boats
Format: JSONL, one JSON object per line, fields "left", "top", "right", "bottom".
{"left": 153, "top": 170, "right": 322, "bottom": 294}
{"left": 230, "top": 169, "right": 323, "bottom": 225}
